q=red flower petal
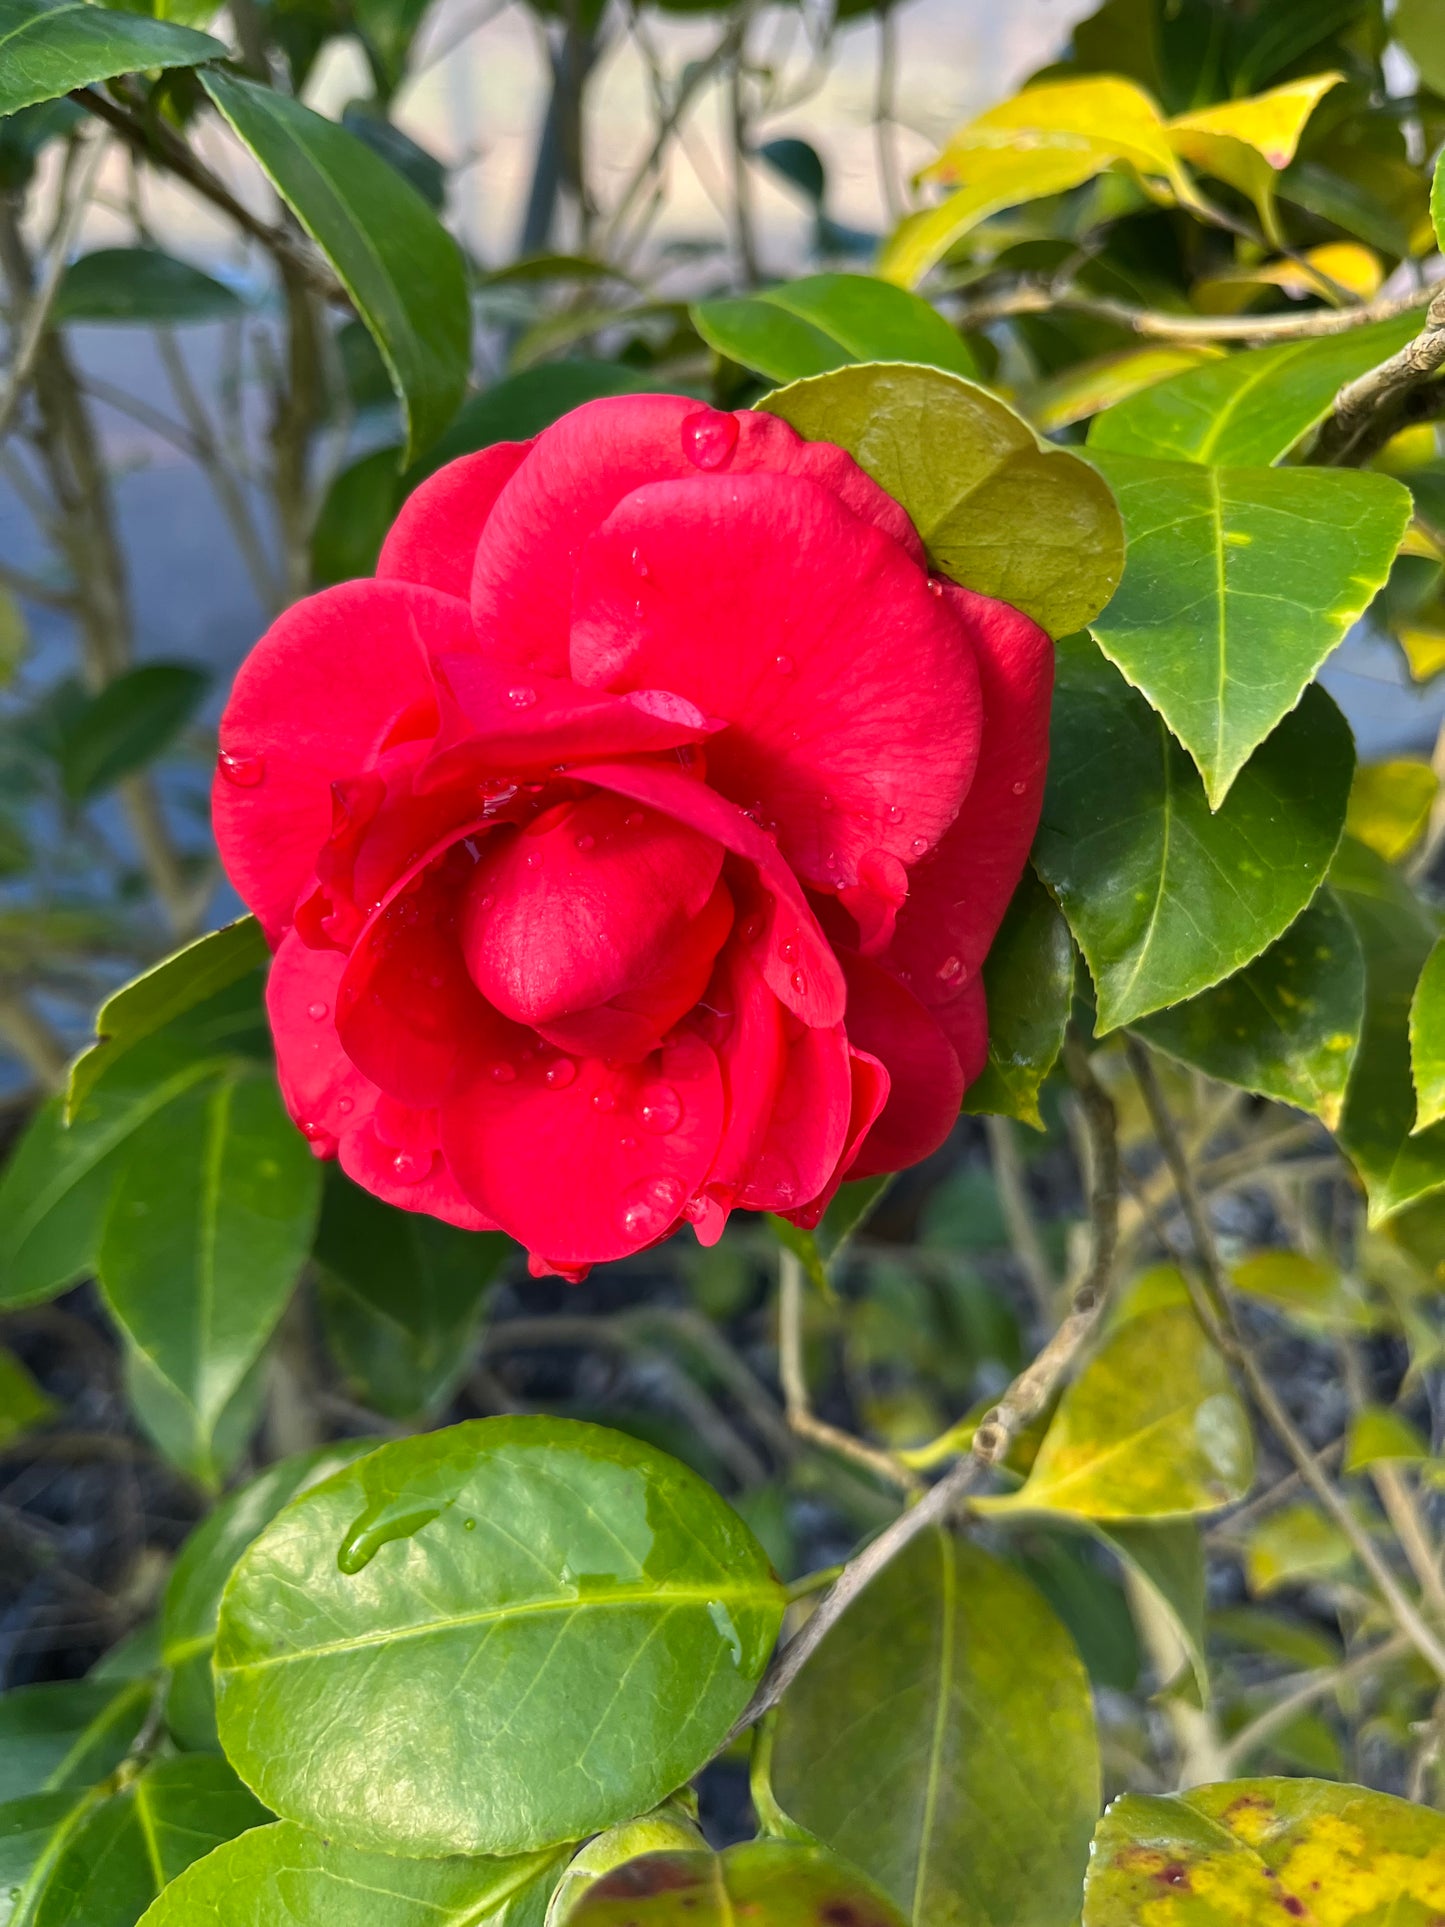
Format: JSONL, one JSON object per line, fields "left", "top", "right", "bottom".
{"left": 469, "top": 395, "right": 926, "bottom": 676}
{"left": 441, "top": 1031, "right": 724, "bottom": 1265}
{"left": 570, "top": 473, "right": 980, "bottom": 894}
{"left": 214, "top": 582, "right": 474, "bottom": 942}
{"left": 782, "top": 1044, "right": 892, "bottom": 1232}
{"left": 885, "top": 584, "right": 1052, "bottom": 1040}
{"left": 376, "top": 443, "right": 531, "bottom": 600}
{"left": 267, "top": 932, "right": 375, "bottom": 1151}
{"left": 737, "top": 1013, "right": 854, "bottom": 1214}
{"left": 574, "top": 758, "right": 846, "bottom": 1029}
{"left": 839, "top": 951, "right": 966, "bottom": 1180}
{"left": 340, "top": 1115, "right": 498, "bottom": 1230}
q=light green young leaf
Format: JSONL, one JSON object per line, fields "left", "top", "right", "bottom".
{"left": 1409, "top": 935, "right": 1445, "bottom": 1133}
{"left": 1034, "top": 637, "right": 1354, "bottom": 1032}
{"left": 1243, "top": 1504, "right": 1353, "bottom": 1595}
{"left": 97, "top": 1063, "right": 320, "bottom": 1467}
{"left": 135, "top": 1822, "right": 569, "bottom": 1927}
{"left": 0, "top": 0, "right": 223, "bottom": 117}
{"left": 1087, "top": 450, "right": 1409, "bottom": 804}
{"left": 1083, "top": 1779, "right": 1445, "bottom": 1926}
{"left": 985, "top": 1305, "right": 1254, "bottom": 1520}
{"left": 694, "top": 274, "right": 975, "bottom": 385}
{"left": 201, "top": 71, "right": 469, "bottom": 460}
{"left": 1134, "top": 891, "right": 1364, "bottom": 1131}
{"left": 962, "top": 867, "right": 1073, "bottom": 1130}
{"left": 565, "top": 1843, "right": 907, "bottom": 1927}
{"left": 1343, "top": 1404, "right": 1430, "bottom": 1473}
{"left": 1025, "top": 343, "right": 1224, "bottom": 433}
{"left": 214, "top": 1417, "right": 785, "bottom": 1858}
{"left": 768, "top": 1531, "right": 1099, "bottom": 1927}
{"left": 759, "top": 362, "right": 1123, "bottom": 636}
{"left": 1088, "top": 313, "right": 1420, "bottom": 468}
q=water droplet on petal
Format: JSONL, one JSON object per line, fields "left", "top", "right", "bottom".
{"left": 391, "top": 1148, "right": 434, "bottom": 1185}
{"left": 639, "top": 1082, "right": 682, "bottom": 1134}
{"left": 218, "top": 749, "right": 265, "bottom": 787}
{"left": 682, "top": 407, "right": 740, "bottom": 470}
{"left": 544, "top": 1057, "right": 577, "bottom": 1089}
{"left": 781, "top": 934, "right": 800, "bottom": 963}
{"left": 337, "top": 1095, "right": 355, "bottom": 1115}
{"left": 775, "top": 653, "right": 795, "bottom": 675}
{"left": 592, "top": 1088, "right": 618, "bottom": 1113}
{"left": 307, "top": 1001, "right": 328, "bottom": 1021}
{"left": 682, "top": 1195, "right": 709, "bottom": 1225}
{"left": 911, "top": 835, "right": 928, "bottom": 855}
{"left": 820, "top": 794, "right": 834, "bottom": 813}
{"left": 575, "top": 833, "right": 596, "bottom": 852}
{"left": 937, "top": 955, "right": 964, "bottom": 983}
{"left": 619, "top": 1173, "right": 685, "bottom": 1239}
{"left": 927, "top": 577, "right": 945, "bottom": 597}
{"left": 1012, "top": 779, "right": 1027, "bottom": 795}
{"left": 491, "top": 1062, "right": 517, "bottom": 1083}
{"left": 624, "top": 810, "right": 645, "bottom": 828}
{"left": 525, "top": 850, "right": 542, "bottom": 869}
{"left": 630, "top": 546, "right": 649, "bottom": 579}
{"left": 886, "top": 803, "right": 904, "bottom": 824}
{"left": 507, "top": 685, "right": 538, "bottom": 709}
{"left": 790, "top": 969, "right": 806, "bottom": 995}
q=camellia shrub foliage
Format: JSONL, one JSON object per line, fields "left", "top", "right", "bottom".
{"left": 3, "top": 0, "right": 1445, "bottom": 1921}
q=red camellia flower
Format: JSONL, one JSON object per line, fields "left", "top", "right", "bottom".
{"left": 214, "top": 396, "right": 1052, "bottom": 1277}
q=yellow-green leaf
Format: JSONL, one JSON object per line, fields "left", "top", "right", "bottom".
{"left": 981, "top": 1304, "right": 1254, "bottom": 1520}
{"left": 1083, "top": 1779, "right": 1445, "bottom": 1926}
{"left": 0, "top": 1346, "right": 54, "bottom": 1443}
{"left": 759, "top": 362, "right": 1123, "bottom": 635}
{"left": 1345, "top": 757, "right": 1438, "bottom": 863}
{"left": 1343, "top": 1404, "right": 1430, "bottom": 1473}
{"left": 1410, "top": 935, "right": 1445, "bottom": 1133}
{"left": 1168, "top": 75, "right": 1342, "bottom": 245}
{"left": 1024, "top": 344, "right": 1224, "bottom": 433}
{"left": 1230, "top": 1251, "right": 1374, "bottom": 1333}
{"left": 1243, "top": 1503, "right": 1353, "bottom": 1595}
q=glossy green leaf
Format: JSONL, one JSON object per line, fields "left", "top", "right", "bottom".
{"left": 694, "top": 275, "right": 975, "bottom": 385}
{"left": 134, "top": 1822, "right": 568, "bottom": 1927}
{"left": 1083, "top": 1778, "right": 1445, "bottom": 1926}
{"left": 1135, "top": 891, "right": 1364, "bottom": 1130}
{"left": 567, "top": 1843, "right": 906, "bottom": 1927}
{"left": 769, "top": 1531, "right": 1097, "bottom": 1927}
{"left": 0, "top": 0, "right": 223, "bottom": 117}
{"left": 1333, "top": 838, "right": 1445, "bottom": 1222}
{"left": 314, "top": 1169, "right": 509, "bottom": 1419}
{"left": 759, "top": 363, "right": 1123, "bottom": 636}
{"left": 0, "top": 1346, "right": 53, "bottom": 1443}
{"left": 1087, "top": 450, "right": 1408, "bottom": 803}
{"left": 214, "top": 1417, "right": 786, "bottom": 1857}
{"left": 53, "top": 248, "right": 242, "bottom": 326}
{"left": 0, "top": 1791, "right": 93, "bottom": 1927}
{"left": 1409, "top": 935, "right": 1445, "bottom": 1132}
{"left": 962, "top": 867, "right": 1073, "bottom": 1129}
{"left": 1346, "top": 757, "right": 1438, "bottom": 863}
{"left": 0, "top": 1680, "right": 149, "bottom": 1804}
{"left": 1088, "top": 313, "right": 1420, "bottom": 467}
{"left": 56, "top": 663, "right": 208, "bottom": 802}
{"left": 1094, "top": 1520, "right": 1209, "bottom": 1701}
{"left": 124, "top": 1340, "right": 269, "bottom": 1491}
{"left": 163, "top": 1440, "right": 377, "bottom": 1750}
{"left": 7, "top": 1756, "right": 267, "bottom": 1927}
{"left": 97, "top": 1063, "right": 321, "bottom": 1469}
{"left": 201, "top": 71, "right": 469, "bottom": 460}
{"left": 986, "top": 1305, "right": 1253, "bottom": 1519}
{"left": 67, "top": 919, "right": 267, "bottom": 1121}
{"left": 1035, "top": 637, "right": 1354, "bottom": 1032}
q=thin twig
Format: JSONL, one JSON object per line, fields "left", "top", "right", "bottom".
{"left": 1221, "top": 1633, "right": 1411, "bottom": 1774}
{"left": 1125, "top": 1035, "right": 1445, "bottom": 1684}
{"left": 0, "top": 133, "right": 108, "bottom": 446}
{"left": 985, "top": 1114, "right": 1055, "bottom": 1320}
{"left": 950, "top": 275, "right": 1437, "bottom": 344}
{"left": 778, "top": 1247, "right": 917, "bottom": 1493}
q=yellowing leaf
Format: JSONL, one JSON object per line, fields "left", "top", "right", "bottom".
{"left": 1193, "top": 242, "right": 1382, "bottom": 313}
{"left": 1345, "top": 758, "right": 1439, "bottom": 862}
{"left": 982, "top": 1304, "right": 1254, "bottom": 1521}
{"left": 1398, "top": 621, "right": 1445, "bottom": 681}
{"left": 1343, "top": 1404, "right": 1430, "bottom": 1473}
{"left": 1243, "top": 1503, "right": 1353, "bottom": 1594}
{"left": 1025, "top": 345, "right": 1224, "bottom": 432}
{"left": 1169, "top": 75, "right": 1342, "bottom": 246}
{"left": 881, "top": 76, "right": 1190, "bottom": 288}
{"left": 1083, "top": 1778, "right": 1445, "bottom": 1927}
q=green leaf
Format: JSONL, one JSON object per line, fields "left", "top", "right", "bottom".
{"left": 313, "top": 1169, "right": 509, "bottom": 1419}
{"left": 962, "top": 867, "right": 1073, "bottom": 1129}
{"left": 57, "top": 663, "right": 208, "bottom": 801}
{"left": 214, "top": 1417, "right": 785, "bottom": 1857}
{"left": 1083, "top": 1778, "right": 1445, "bottom": 1926}
{"left": 985, "top": 1304, "right": 1254, "bottom": 1519}
{"left": 1025, "top": 344, "right": 1224, "bottom": 434}
{"left": 1399, "top": 0, "right": 1445, "bottom": 95}
{"left": 546, "top": 1808, "right": 705, "bottom": 1927}
{"left": 0, "top": 1791, "right": 94, "bottom": 1927}
{"left": 0, "top": 1345, "right": 53, "bottom": 1443}
{"left": 67, "top": 919, "right": 268, "bottom": 1121}
{"left": 1434, "top": 147, "right": 1445, "bottom": 255}
{"left": 1035, "top": 636, "right": 1354, "bottom": 1032}
{"left": 53, "top": 248, "right": 242, "bottom": 326}
{"left": 201, "top": 71, "right": 469, "bottom": 461}
{"left": 694, "top": 275, "right": 976, "bottom": 386}
{"left": 7, "top": 1756, "right": 267, "bottom": 1927}
{"left": 1086, "top": 450, "right": 1408, "bottom": 804}
{"left": 1410, "top": 935, "right": 1445, "bottom": 1133}
{"left": 566, "top": 1843, "right": 907, "bottom": 1927}
{"left": 1346, "top": 757, "right": 1438, "bottom": 864}
{"left": 310, "top": 445, "right": 403, "bottom": 586}
{"left": 1093, "top": 1520, "right": 1209, "bottom": 1701}
{"left": 1242, "top": 1503, "right": 1353, "bottom": 1595}
{"left": 0, "top": 0, "right": 224, "bottom": 117}
{"left": 1088, "top": 314, "right": 1422, "bottom": 467}
{"left": 97, "top": 1063, "right": 321, "bottom": 1466}
{"left": 1343, "top": 1403, "right": 1430, "bottom": 1473}
{"left": 133, "top": 1821, "right": 568, "bottom": 1927}
{"left": 1134, "top": 890, "right": 1364, "bottom": 1130}
{"left": 162, "top": 1440, "right": 378, "bottom": 1750}
{"left": 0, "top": 1679, "right": 149, "bottom": 1803}
{"left": 768, "top": 1531, "right": 1099, "bottom": 1927}
{"left": 1332, "top": 838, "right": 1445, "bottom": 1222}
{"left": 1230, "top": 1250, "right": 1374, "bottom": 1333}
{"left": 417, "top": 363, "right": 657, "bottom": 477}
{"left": 759, "top": 363, "right": 1123, "bottom": 636}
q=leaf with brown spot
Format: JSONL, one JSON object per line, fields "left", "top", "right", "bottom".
{"left": 563, "top": 1843, "right": 906, "bottom": 1927}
